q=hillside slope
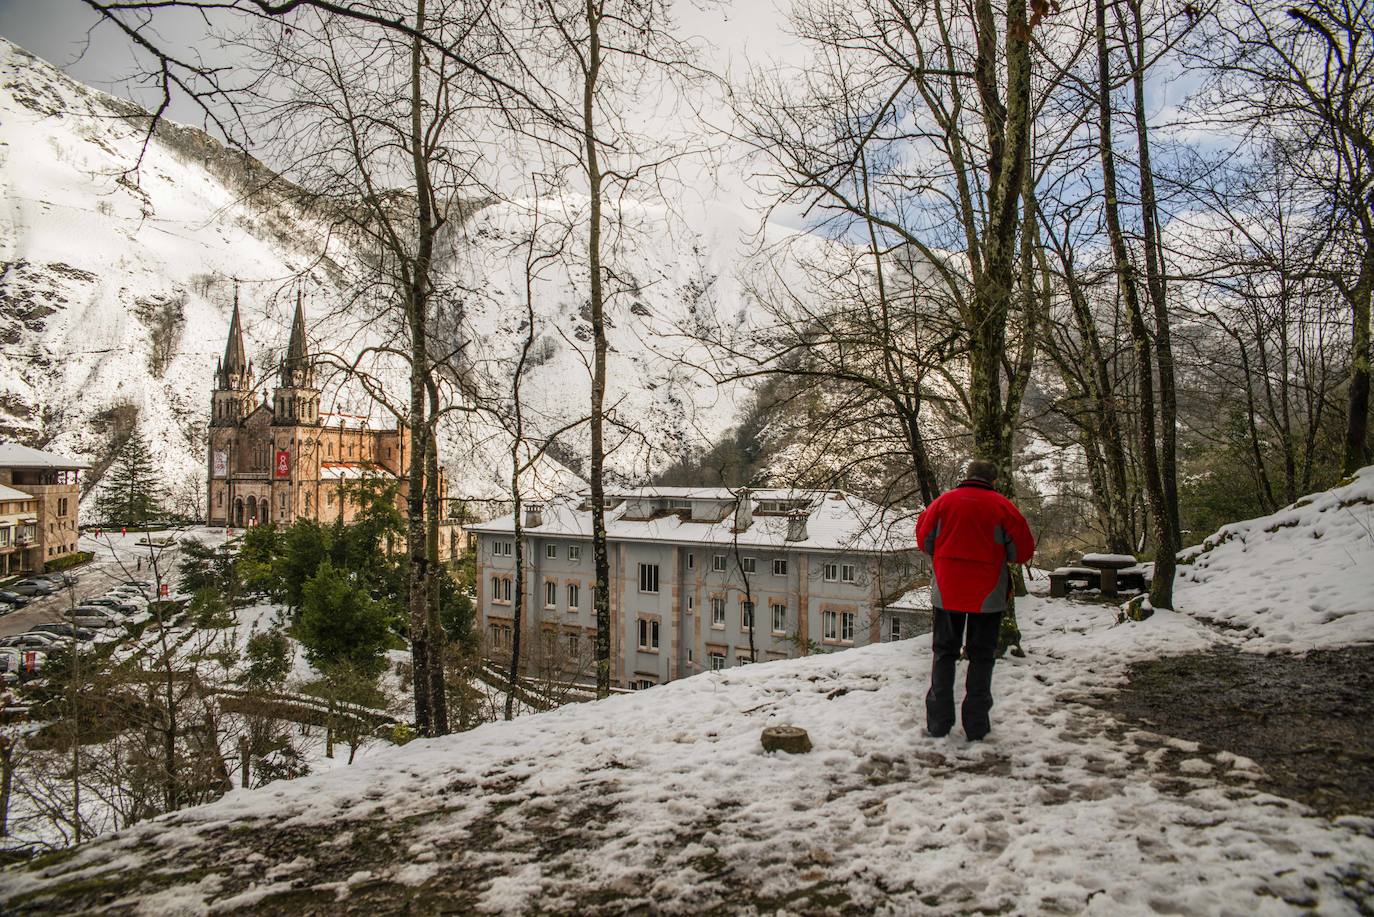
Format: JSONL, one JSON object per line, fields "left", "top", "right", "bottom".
{"left": 0, "top": 38, "right": 770, "bottom": 509}
{"left": 3, "top": 474, "right": 1372, "bottom": 914}
{"left": 1176, "top": 466, "right": 1374, "bottom": 650}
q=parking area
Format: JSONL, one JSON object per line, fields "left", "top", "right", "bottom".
{"left": 0, "top": 528, "right": 215, "bottom": 638}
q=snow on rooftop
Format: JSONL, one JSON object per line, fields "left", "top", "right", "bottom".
{"left": 319, "top": 462, "right": 397, "bottom": 481}
{"left": 0, "top": 442, "right": 89, "bottom": 470}
{"left": 469, "top": 490, "right": 918, "bottom": 554}
{"left": 886, "top": 585, "right": 932, "bottom": 611}
{"left": 320, "top": 412, "right": 390, "bottom": 431}
{"left": 0, "top": 483, "right": 34, "bottom": 502}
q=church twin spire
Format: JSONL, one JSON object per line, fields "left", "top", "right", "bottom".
{"left": 213, "top": 287, "right": 319, "bottom": 427}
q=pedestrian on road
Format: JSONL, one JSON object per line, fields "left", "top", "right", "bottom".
{"left": 915, "top": 459, "right": 1035, "bottom": 740}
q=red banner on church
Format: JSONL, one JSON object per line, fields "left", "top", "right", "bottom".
{"left": 275, "top": 450, "right": 291, "bottom": 478}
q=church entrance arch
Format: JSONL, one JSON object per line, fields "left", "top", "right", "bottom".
{"left": 247, "top": 495, "right": 258, "bottom": 525}
{"left": 234, "top": 498, "right": 244, "bottom": 528}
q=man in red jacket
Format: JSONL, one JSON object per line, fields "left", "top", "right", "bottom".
{"left": 915, "top": 459, "right": 1035, "bottom": 740}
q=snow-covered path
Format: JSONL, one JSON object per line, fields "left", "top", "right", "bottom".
{"left": 2, "top": 594, "right": 1370, "bottom": 915}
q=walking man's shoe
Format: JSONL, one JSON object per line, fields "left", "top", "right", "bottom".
{"left": 916, "top": 459, "right": 1035, "bottom": 742}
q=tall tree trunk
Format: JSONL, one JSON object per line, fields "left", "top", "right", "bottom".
{"left": 406, "top": 0, "right": 434, "bottom": 735}
{"left": 968, "top": 0, "right": 1032, "bottom": 652}
{"left": 1096, "top": 0, "right": 1172, "bottom": 610}
{"left": 0, "top": 739, "right": 13, "bottom": 837}
{"left": 1127, "top": 0, "right": 1180, "bottom": 603}
{"left": 1343, "top": 245, "right": 1374, "bottom": 474}
{"left": 424, "top": 402, "right": 448, "bottom": 736}
{"left": 582, "top": 0, "right": 613, "bottom": 698}
{"left": 506, "top": 485, "right": 524, "bottom": 721}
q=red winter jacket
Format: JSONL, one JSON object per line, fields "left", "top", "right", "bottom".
{"left": 915, "top": 479, "right": 1035, "bottom": 614}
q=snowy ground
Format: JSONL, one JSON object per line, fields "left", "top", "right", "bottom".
{"left": 2, "top": 603, "right": 1370, "bottom": 913}
{"left": 1174, "top": 467, "right": 1374, "bottom": 651}
{"left": 1, "top": 478, "right": 1371, "bottom": 913}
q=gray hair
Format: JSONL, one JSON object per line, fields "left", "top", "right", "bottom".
{"left": 966, "top": 458, "right": 999, "bottom": 483}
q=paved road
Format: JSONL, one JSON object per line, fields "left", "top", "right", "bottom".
{"left": 0, "top": 529, "right": 213, "bottom": 638}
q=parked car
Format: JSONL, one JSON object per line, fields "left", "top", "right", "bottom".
{"left": 121, "top": 580, "right": 154, "bottom": 591}
{"left": 9, "top": 580, "right": 56, "bottom": 597}
{"left": 38, "top": 572, "right": 78, "bottom": 587}
{"left": 108, "top": 586, "right": 148, "bottom": 601}
{"left": 84, "top": 596, "right": 139, "bottom": 613}
{"left": 28, "top": 623, "right": 96, "bottom": 642}
{"left": 0, "top": 633, "right": 62, "bottom": 651}
{"left": 68, "top": 607, "right": 122, "bottom": 628}
{"left": 0, "top": 591, "right": 29, "bottom": 609}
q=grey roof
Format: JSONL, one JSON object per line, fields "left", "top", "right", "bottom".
{"left": 0, "top": 442, "right": 89, "bottom": 470}
{"left": 469, "top": 488, "right": 918, "bottom": 555}
{"left": 0, "top": 483, "right": 34, "bottom": 501}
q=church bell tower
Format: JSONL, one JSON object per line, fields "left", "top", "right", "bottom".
{"left": 273, "top": 292, "right": 321, "bottom": 427}
{"left": 211, "top": 292, "right": 255, "bottom": 427}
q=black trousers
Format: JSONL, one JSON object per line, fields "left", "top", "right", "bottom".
{"left": 925, "top": 608, "right": 1003, "bottom": 739}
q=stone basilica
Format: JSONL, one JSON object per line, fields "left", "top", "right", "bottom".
{"left": 207, "top": 295, "right": 411, "bottom": 528}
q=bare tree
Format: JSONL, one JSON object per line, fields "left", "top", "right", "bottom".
{"left": 514, "top": 0, "right": 710, "bottom": 695}
{"left": 1191, "top": 0, "right": 1374, "bottom": 476}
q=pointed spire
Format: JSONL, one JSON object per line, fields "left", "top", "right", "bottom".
{"left": 286, "top": 289, "right": 309, "bottom": 365}
{"left": 280, "top": 289, "right": 314, "bottom": 389}
{"left": 219, "top": 284, "right": 249, "bottom": 390}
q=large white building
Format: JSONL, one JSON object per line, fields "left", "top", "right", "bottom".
{"left": 470, "top": 487, "right": 923, "bottom": 689}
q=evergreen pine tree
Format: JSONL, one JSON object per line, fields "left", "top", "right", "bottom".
{"left": 95, "top": 429, "right": 164, "bottom": 526}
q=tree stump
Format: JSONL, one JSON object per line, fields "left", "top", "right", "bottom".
{"left": 761, "top": 725, "right": 812, "bottom": 754}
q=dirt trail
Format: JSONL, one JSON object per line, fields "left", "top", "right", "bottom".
{"left": 1104, "top": 645, "right": 1374, "bottom": 818}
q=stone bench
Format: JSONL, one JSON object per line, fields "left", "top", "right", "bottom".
{"left": 1049, "top": 566, "right": 1100, "bottom": 598}
{"left": 1051, "top": 554, "right": 1148, "bottom": 599}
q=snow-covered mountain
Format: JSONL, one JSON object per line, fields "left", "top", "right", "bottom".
{"left": 0, "top": 38, "right": 770, "bottom": 512}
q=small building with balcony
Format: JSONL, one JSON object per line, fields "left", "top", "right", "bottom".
{"left": 0, "top": 442, "right": 87, "bottom": 576}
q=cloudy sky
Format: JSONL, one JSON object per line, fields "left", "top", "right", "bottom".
{"left": 0, "top": 0, "right": 813, "bottom": 228}
{"left": 0, "top": 1, "right": 805, "bottom": 118}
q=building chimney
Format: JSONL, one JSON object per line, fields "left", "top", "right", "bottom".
{"left": 733, "top": 488, "right": 753, "bottom": 532}
{"left": 785, "top": 509, "right": 809, "bottom": 542}
{"left": 524, "top": 503, "right": 543, "bottom": 528}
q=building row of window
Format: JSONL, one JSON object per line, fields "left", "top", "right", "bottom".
{"left": 491, "top": 576, "right": 592, "bottom": 611}
{"left": 705, "top": 651, "right": 772, "bottom": 670}
{"left": 487, "top": 622, "right": 591, "bottom": 663}
{"left": 639, "top": 559, "right": 855, "bottom": 592}
{"left": 0, "top": 524, "right": 37, "bottom": 547}
{"left": 492, "top": 572, "right": 856, "bottom": 645}
{"left": 485, "top": 541, "right": 859, "bottom": 586}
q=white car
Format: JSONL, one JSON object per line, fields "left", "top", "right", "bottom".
{"left": 0, "top": 633, "right": 63, "bottom": 651}
{"left": 68, "top": 607, "right": 123, "bottom": 628}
